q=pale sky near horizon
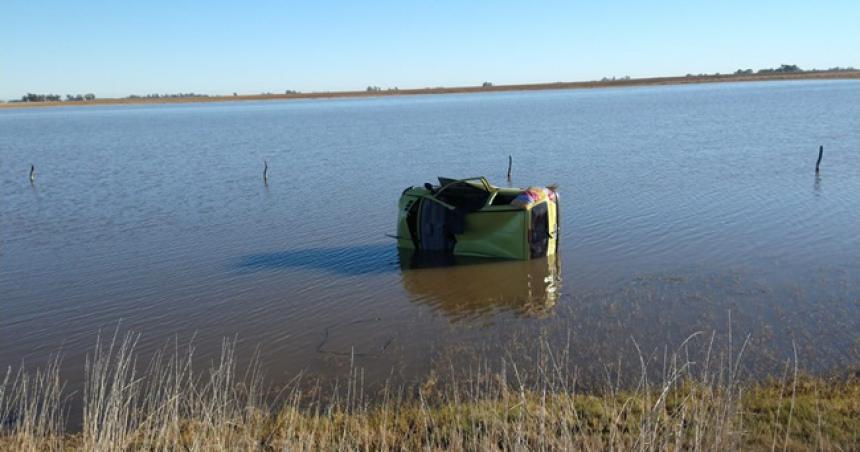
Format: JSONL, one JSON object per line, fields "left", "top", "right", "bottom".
{"left": 2, "top": 0, "right": 858, "bottom": 100}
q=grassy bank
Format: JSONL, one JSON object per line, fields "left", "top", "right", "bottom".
{"left": 1, "top": 333, "right": 858, "bottom": 450}
{"left": 2, "top": 70, "right": 859, "bottom": 110}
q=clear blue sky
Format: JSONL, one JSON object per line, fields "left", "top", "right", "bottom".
{"left": 2, "top": 0, "right": 858, "bottom": 100}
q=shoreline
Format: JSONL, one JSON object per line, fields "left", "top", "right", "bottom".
{"left": 2, "top": 334, "right": 858, "bottom": 449}
{"left": 2, "top": 70, "right": 859, "bottom": 110}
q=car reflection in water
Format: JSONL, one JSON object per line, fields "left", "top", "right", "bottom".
{"left": 397, "top": 249, "right": 562, "bottom": 321}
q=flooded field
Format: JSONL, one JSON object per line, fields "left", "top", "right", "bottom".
{"left": 1, "top": 79, "right": 858, "bottom": 388}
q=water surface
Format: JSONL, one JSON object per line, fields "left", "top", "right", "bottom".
{"left": 1, "top": 80, "right": 858, "bottom": 385}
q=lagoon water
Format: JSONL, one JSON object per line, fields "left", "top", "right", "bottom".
{"left": 1, "top": 80, "right": 859, "bottom": 386}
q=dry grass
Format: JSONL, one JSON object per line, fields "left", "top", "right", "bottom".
{"left": 1, "top": 330, "right": 858, "bottom": 451}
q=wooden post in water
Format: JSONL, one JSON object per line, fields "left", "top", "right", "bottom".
{"left": 815, "top": 145, "right": 823, "bottom": 173}
{"left": 29, "top": 164, "right": 35, "bottom": 183}
{"left": 507, "top": 155, "right": 512, "bottom": 180}
{"left": 263, "top": 160, "right": 269, "bottom": 185}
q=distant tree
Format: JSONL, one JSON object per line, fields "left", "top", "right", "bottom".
{"left": 84, "top": 93, "right": 95, "bottom": 101}
{"left": 757, "top": 64, "right": 803, "bottom": 74}
{"left": 22, "top": 93, "right": 54, "bottom": 102}
{"left": 233, "top": 92, "right": 238, "bottom": 96}
{"left": 482, "top": 81, "right": 493, "bottom": 87}
{"left": 366, "top": 86, "right": 381, "bottom": 92}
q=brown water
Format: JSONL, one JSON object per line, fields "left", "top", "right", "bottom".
{"left": 1, "top": 79, "right": 859, "bottom": 388}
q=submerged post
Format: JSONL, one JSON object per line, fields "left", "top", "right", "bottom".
{"left": 29, "top": 164, "right": 35, "bottom": 183}
{"left": 507, "top": 155, "right": 512, "bottom": 180}
{"left": 263, "top": 160, "right": 269, "bottom": 184}
{"left": 815, "top": 145, "right": 823, "bottom": 173}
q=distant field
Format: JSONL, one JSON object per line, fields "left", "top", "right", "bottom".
{"left": 3, "top": 70, "right": 859, "bottom": 109}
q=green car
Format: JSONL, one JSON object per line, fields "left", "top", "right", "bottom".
{"left": 396, "top": 177, "right": 559, "bottom": 260}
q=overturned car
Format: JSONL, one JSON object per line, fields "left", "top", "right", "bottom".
{"left": 396, "top": 177, "right": 559, "bottom": 260}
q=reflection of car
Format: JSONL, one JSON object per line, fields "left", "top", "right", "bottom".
{"left": 398, "top": 248, "right": 562, "bottom": 319}
{"left": 396, "top": 177, "right": 559, "bottom": 260}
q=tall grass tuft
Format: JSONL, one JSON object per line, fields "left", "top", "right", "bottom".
{"left": 0, "top": 354, "right": 64, "bottom": 451}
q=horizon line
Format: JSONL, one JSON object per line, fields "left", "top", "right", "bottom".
{"left": 3, "top": 68, "right": 859, "bottom": 109}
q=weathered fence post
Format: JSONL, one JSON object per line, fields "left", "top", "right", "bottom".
{"left": 29, "top": 164, "right": 35, "bottom": 183}
{"left": 263, "top": 160, "right": 269, "bottom": 185}
{"left": 815, "top": 146, "right": 823, "bottom": 173}
{"left": 507, "top": 155, "right": 512, "bottom": 180}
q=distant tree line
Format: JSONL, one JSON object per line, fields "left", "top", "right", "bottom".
{"left": 15, "top": 93, "right": 95, "bottom": 102}
{"left": 365, "top": 86, "right": 401, "bottom": 92}
{"left": 820, "top": 66, "right": 858, "bottom": 72}
{"left": 600, "top": 75, "right": 631, "bottom": 82}
{"left": 746, "top": 64, "right": 802, "bottom": 74}
{"left": 126, "top": 93, "right": 209, "bottom": 99}
{"left": 66, "top": 93, "right": 96, "bottom": 101}
{"left": 686, "top": 65, "right": 857, "bottom": 78}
